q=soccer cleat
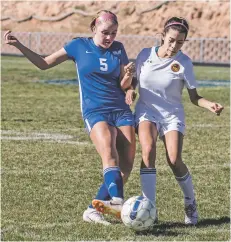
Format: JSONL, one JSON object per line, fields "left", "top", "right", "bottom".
{"left": 184, "top": 200, "right": 198, "bottom": 225}
{"left": 92, "top": 197, "right": 123, "bottom": 219}
{"left": 83, "top": 207, "right": 111, "bottom": 225}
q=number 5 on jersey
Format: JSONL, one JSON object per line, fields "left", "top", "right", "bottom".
{"left": 99, "top": 58, "right": 108, "bottom": 71}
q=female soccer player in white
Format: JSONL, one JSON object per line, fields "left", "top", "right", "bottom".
{"left": 4, "top": 10, "right": 136, "bottom": 225}
{"left": 126, "top": 17, "right": 224, "bottom": 225}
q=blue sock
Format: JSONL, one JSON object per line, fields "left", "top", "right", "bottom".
{"left": 88, "top": 183, "right": 111, "bottom": 208}
{"left": 104, "top": 166, "right": 124, "bottom": 199}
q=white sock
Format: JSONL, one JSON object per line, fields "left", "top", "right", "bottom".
{"left": 175, "top": 172, "right": 195, "bottom": 205}
{"left": 112, "top": 197, "right": 123, "bottom": 204}
{"left": 140, "top": 168, "right": 156, "bottom": 205}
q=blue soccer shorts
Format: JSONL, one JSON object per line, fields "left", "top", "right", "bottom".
{"left": 84, "top": 110, "right": 135, "bottom": 134}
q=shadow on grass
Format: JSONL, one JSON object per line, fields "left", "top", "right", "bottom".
{"left": 135, "top": 216, "right": 230, "bottom": 236}
{"left": 197, "top": 216, "right": 230, "bottom": 227}
{"left": 136, "top": 229, "right": 181, "bottom": 237}
{"left": 156, "top": 216, "right": 230, "bottom": 229}
{"left": 135, "top": 222, "right": 187, "bottom": 236}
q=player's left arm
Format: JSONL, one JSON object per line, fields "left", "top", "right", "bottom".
{"left": 184, "top": 58, "right": 224, "bottom": 116}
{"left": 187, "top": 88, "right": 224, "bottom": 116}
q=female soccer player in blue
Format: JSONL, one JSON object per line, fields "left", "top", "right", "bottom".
{"left": 4, "top": 10, "right": 136, "bottom": 225}
{"left": 126, "top": 17, "right": 224, "bottom": 225}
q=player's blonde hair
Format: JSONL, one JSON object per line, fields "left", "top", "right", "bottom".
{"left": 90, "top": 10, "right": 118, "bottom": 31}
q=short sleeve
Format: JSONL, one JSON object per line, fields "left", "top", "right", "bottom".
{"left": 135, "top": 51, "right": 142, "bottom": 80}
{"left": 120, "top": 43, "right": 129, "bottom": 66}
{"left": 63, "top": 38, "right": 79, "bottom": 60}
{"left": 183, "top": 59, "right": 198, "bottom": 89}
{"left": 135, "top": 48, "right": 152, "bottom": 81}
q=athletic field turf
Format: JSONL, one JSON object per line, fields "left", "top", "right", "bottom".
{"left": 1, "top": 56, "right": 230, "bottom": 241}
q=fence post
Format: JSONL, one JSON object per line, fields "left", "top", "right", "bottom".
{"left": 200, "top": 38, "right": 204, "bottom": 63}
{"left": 36, "top": 32, "right": 41, "bottom": 55}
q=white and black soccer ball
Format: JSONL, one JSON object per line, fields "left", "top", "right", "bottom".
{"left": 121, "top": 196, "right": 157, "bottom": 231}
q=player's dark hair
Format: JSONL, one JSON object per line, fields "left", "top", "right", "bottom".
{"left": 161, "top": 17, "right": 189, "bottom": 45}
{"left": 164, "top": 17, "right": 189, "bottom": 38}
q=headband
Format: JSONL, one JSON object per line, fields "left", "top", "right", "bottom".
{"left": 165, "top": 22, "right": 189, "bottom": 31}
{"left": 95, "top": 13, "right": 118, "bottom": 25}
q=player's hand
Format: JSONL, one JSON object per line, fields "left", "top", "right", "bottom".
{"left": 209, "top": 102, "right": 224, "bottom": 116}
{"left": 124, "top": 62, "right": 135, "bottom": 76}
{"left": 4, "top": 30, "right": 20, "bottom": 46}
{"left": 125, "top": 89, "right": 137, "bottom": 105}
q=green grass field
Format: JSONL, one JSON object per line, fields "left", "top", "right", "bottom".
{"left": 1, "top": 56, "right": 230, "bottom": 241}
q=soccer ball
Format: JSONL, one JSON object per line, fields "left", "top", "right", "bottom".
{"left": 121, "top": 196, "right": 157, "bottom": 231}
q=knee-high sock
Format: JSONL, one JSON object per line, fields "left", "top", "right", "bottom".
{"left": 140, "top": 168, "right": 156, "bottom": 204}
{"left": 104, "top": 166, "right": 124, "bottom": 199}
{"left": 175, "top": 172, "right": 195, "bottom": 205}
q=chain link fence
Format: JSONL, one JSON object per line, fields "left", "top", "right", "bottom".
{"left": 1, "top": 31, "right": 230, "bottom": 65}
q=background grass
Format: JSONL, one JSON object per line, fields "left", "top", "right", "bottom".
{"left": 1, "top": 56, "right": 230, "bottom": 241}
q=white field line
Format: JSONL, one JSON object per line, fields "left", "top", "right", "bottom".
{"left": 1, "top": 137, "right": 91, "bottom": 145}
{"left": 1, "top": 130, "right": 73, "bottom": 139}
{"left": 2, "top": 221, "right": 75, "bottom": 231}
{"left": 2, "top": 163, "right": 229, "bottom": 175}
{"left": 1, "top": 130, "right": 92, "bottom": 145}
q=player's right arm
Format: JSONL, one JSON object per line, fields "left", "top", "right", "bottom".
{"left": 125, "top": 77, "right": 137, "bottom": 105}
{"left": 4, "top": 30, "right": 68, "bottom": 70}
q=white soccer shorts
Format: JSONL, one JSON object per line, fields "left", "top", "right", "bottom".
{"left": 135, "top": 104, "right": 185, "bottom": 138}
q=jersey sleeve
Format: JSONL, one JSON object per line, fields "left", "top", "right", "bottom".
{"left": 135, "top": 48, "right": 152, "bottom": 81}
{"left": 63, "top": 38, "right": 79, "bottom": 60}
{"left": 135, "top": 50, "right": 143, "bottom": 81}
{"left": 120, "top": 43, "right": 129, "bottom": 66}
{"left": 183, "top": 59, "right": 198, "bottom": 89}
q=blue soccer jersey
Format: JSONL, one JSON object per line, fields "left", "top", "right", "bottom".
{"left": 64, "top": 37, "right": 130, "bottom": 118}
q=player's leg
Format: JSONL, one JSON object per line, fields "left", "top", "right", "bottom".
{"left": 89, "top": 125, "right": 135, "bottom": 221}
{"left": 90, "top": 121, "right": 123, "bottom": 218}
{"left": 83, "top": 115, "right": 111, "bottom": 224}
{"left": 92, "top": 110, "right": 135, "bottom": 218}
{"left": 138, "top": 121, "right": 158, "bottom": 206}
{"left": 89, "top": 124, "right": 135, "bottom": 210}
{"left": 162, "top": 129, "right": 198, "bottom": 225}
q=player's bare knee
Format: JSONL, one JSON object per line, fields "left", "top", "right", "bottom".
{"left": 142, "top": 144, "right": 156, "bottom": 164}
{"left": 142, "top": 143, "right": 155, "bottom": 156}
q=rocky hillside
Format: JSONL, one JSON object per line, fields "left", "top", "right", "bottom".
{"left": 1, "top": 1, "right": 230, "bottom": 38}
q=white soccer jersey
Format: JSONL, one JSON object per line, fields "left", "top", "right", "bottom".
{"left": 135, "top": 46, "right": 198, "bottom": 121}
